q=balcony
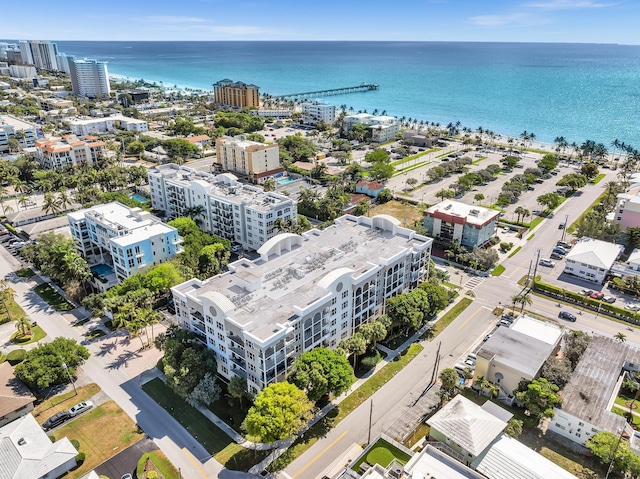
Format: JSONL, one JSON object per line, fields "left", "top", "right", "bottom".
{"left": 190, "top": 310, "right": 205, "bottom": 322}
{"left": 229, "top": 354, "right": 246, "bottom": 370}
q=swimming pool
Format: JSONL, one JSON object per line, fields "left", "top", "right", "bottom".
{"left": 277, "top": 177, "right": 294, "bottom": 185}
{"left": 130, "top": 193, "right": 150, "bottom": 203}
{"left": 91, "top": 264, "right": 114, "bottom": 278}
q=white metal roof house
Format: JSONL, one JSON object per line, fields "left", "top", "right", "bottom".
{"left": 563, "top": 237, "right": 623, "bottom": 284}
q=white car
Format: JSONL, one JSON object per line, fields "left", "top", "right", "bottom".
{"left": 502, "top": 227, "right": 510, "bottom": 233}
{"left": 68, "top": 400, "right": 93, "bottom": 417}
{"left": 539, "top": 258, "right": 555, "bottom": 267}
{"left": 626, "top": 304, "right": 640, "bottom": 311}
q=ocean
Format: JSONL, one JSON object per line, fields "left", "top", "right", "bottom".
{"left": 52, "top": 41, "right": 640, "bottom": 147}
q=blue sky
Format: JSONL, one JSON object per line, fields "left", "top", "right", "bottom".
{"left": 3, "top": 0, "right": 638, "bottom": 44}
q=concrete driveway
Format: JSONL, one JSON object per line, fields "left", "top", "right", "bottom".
{"left": 94, "top": 438, "right": 158, "bottom": 479}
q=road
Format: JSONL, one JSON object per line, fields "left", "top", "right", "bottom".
{"left": 0, "top": 249, "right": 228, "bottom": 479}
{"left": 286, "top": 165, "right": 630, "bottom": 478}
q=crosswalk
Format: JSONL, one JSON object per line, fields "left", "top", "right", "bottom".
{"left": 464, "top": 276, "right": 484, "bottom": 290}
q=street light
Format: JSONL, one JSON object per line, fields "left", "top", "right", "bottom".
{"left": 61, "top": 360, "right": 77, "bottom": 396}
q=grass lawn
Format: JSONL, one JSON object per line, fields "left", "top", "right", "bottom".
{"left": 529, "top": 217, "right": 544, "bottom": 230}
{"left": 142, "top": 378, "right": 269, "bottom": 471}
{"left": 612, "top": 406, "right": 640, "bottom": 427}
{"left": 527, "top": 233, "right": 535, "bottom": 240}
{"left": 0, "top": 298, "right": 27, "bottom": 324}
{"left": 16, "top": 267, "right": 35, "bottom": 278}
{"left": 592, "top": 173, "right": 606, "bottom": 184}
{"left": 567, "top": 190, "right": 608, "bottom": 234}
{"left": 443, "top": 281, "right": 462, "bottom": 290}
{"left": 34, "top": 383, "right": 101, "bottom": 420}
{"left": 52, "top": 401, "right": 144, "bottom": 478}
{"left": 137, "top": 450, "right": 180, "bottom": 479}
{"left": 352, "top": 438, "right": 411, "bottom": 471}
{"left": 369, "top": 200, "right": 423, "bottom": 226}
{"left": 403, "top": 423, "right": 430, "bottom": 448}
{"left": 491, "top": 265, "right": 505, "bottom": 276}
{"left": 10, "top": 325, "right": 46, "bottom": 345}
{"left": 268, "top": 344, "right": 424, "bottom": 472}
{"left": 34, "top": 283, "right": 74, "bottom": 311}
{"left": 429, "top": 298, "right": 473, "bottom": 339}
{"left": 507, "top": 246, "right": 522, "bottom": 258}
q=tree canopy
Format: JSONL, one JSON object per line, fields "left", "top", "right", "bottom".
{"left": 587, "top": 431, "right": 640, "bottom": 476}
{"left": 243, "top": 382, "right": 314, "bottom": 443}
{"left": 515, "top": 378, "right": 562, "bottom": 418}
{"left": 289, "top": 348, "right": 355, "bottom": 402}
{"left": 277, "top": 134, "right": 317, "bottom": 162}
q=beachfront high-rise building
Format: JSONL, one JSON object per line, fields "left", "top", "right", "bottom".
{"left": 213, "top": 79, "right": 260, "bottom": 108}
{"left": 34, "top": 136, "right": 105, "bottom": 170}
{"left": 55, "top": 53, "right": 76, "bottom": 75}
{"left": 18, "top": 41, "right": 33, "bottom": 65}
{"left": 301, "top": 102, "right": 336, "bottom": 125}
{"left": 0, "top": 115, "right": 37, "bottom": 153}
{"left": 28, "top": 41, "right": 59, "bottom": 71}
{"left": 8, "top": 65, "right": 37, "bottom": 79}
{"left": 171, "top": 214, "right": 432, "bottom": 393}
{"left": 69, "top": 59, "right": 111, "bottom": 99}
{"left": 215, "top": 135, "right": 282, "bottom": 182}
{"left": 68, "top": 202, "right": 182, "bottom": 290}
{"left": 148, "top": 164, "right": 296, "bottom": 251}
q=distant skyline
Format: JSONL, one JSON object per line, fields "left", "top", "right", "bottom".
{"left": 3, "top": 0, "right": 639, "bottom": 44}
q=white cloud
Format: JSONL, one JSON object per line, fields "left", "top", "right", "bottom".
{"left": 143, "top": 16, "right": 207, "bottom": 23}
{"left": 525, "top": 0, "right": 614, "bottom": 9}
{"left": 469, "top": 12, "right": 536, "bottom": 26}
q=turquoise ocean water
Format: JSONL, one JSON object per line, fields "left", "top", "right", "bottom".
{"left": 51, "top": 41, "right": 640, "bottom": 147}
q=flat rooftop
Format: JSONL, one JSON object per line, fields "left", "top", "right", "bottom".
{"left": 111, "top": 222, "right": 175, "bottom": 247}
{"left": 425, "top": 200, "right": 499, "bottom": 226}
{"left": 559, "top": 335, "right": 640, "bottom": 432}
{"left": 509, "top": 314, "right": 563, "bottom": 346}
{"left": 0, "top": 114, "right": 35, "bottom": 130}
{"left": 68, "top": 202, "right": 160, "bottom": 232}
{"left": 477, "top": 325, "right": 557, "bottom": 377}
{"left": 174, "top": 215, "right": 431, "bottom": 341}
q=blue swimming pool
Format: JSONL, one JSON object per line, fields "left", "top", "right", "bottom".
{"left": 277, "top": 177, "right": 294, "bottom": 185}
{"left": 130, "top": 193, "right": 150, "bottom": 203}
{"left": 91, "top": 264, "right": 114, "bottom": 278}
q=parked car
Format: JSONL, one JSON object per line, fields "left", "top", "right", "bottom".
{"left": 466, "top": 353, "right": 477, "bottom": 365}
{"left": 68, "top": 400, "right": 93, "bottom": 417}
{"left": 42, "top": 411, "right": 70, "bottom": 430}
{"left": 590, "top": 291, "right": 605, "bottom": 300}
{"left": 602, "top": 296, "right": 617, "bottom": 304}
{"left": 121, "top": 475, "right": 133, "bottom": 479}
{"left": 498, "top": 319, "right": 512, "bottom": 327}
{"left": 558, "top": 223, "right": 565, "bottom": 230}
{"left": 502, "top": 227, "right": 510, "bottom": 233}
{"left": 550, "top": 253, "right": 563, "bottom": 260}
{"left": 557, "top": 241, "right": 572, "bottom": 249}
{"left": 552, "top": 247, "right": 567, "bottom": 255}
{"left": 625, "top": 304, "right": 640, "bottom": 311}
{"left": 559, "top": 311, "right": 577, "bottom": 322}
{"left": 501, "top": 314, "right": 516, "bottom": 322}
{"left": 464, "top": 358, "right": 476, "bottom": 367}
{"left": 539, "top": 258, "right": 555, "bottom": 267}
{"left": 483, "top": 334, "right": 493, "bottom": 342}
{"left": 580, "top": 289, "right": 593, "bottom": 296}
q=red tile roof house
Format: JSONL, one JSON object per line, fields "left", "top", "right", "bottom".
{"left": 356, "top": 180, "right": 386, "bottom": 198}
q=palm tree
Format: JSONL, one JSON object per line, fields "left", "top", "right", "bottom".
{"left": 14, "top": 316, "right": 31, "bottom": 336}
{"left": 0, "top": 280, "right": 16, "bottom": 320}
{"left": 57, "top": 189, "right": 73, "bottom": 211}
{"left": 615, "top": 332, "right": 627, "bottom": 343}
{"left": 514, "top": 206, "right": 526, "bottom": 224}
{"left": 143, "top": 309, "right": 162, "bottom": 341}
{"left": 42, "top": 193, "right": 61, "bottom": 215}
{"left": 511, "top": 293, "right": 533, "bottom": 313}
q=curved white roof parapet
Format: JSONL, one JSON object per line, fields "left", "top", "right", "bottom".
{"left": 200, "top": 290, "right": 235, "bottom": 313}
{"left": 317, "top": 267, "right": 355, "bottom": 290}
{"left": 371, "top": 214, "right": 400, "bottom": 229}
{"left": 257, "top": 232, "right": 302, "bottom": 258}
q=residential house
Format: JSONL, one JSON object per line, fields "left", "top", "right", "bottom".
{"left": 0, "top": 363, "right": 35, "bottom": 428}
{"left": 355, "top": 181, "right": 385, "bottom": 198}
{"left": 184, "top": 134, "right": 211, "bottom": 152}
{"left": 563, "top": 237, "right": 623, "bottom": 284}
{"left": 424, "top": 200, "right": 500, "bottom": 250}
{"left": 473, "top": 315, "right": 563, "bottom": 401}
{"left": 0, "top": 413, "right": 77, "bottom": 479}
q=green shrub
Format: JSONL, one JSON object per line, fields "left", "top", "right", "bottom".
{"left": 75, "top": 452, "right": 85, "bottom": 464}
{"left": 48, "top": 435, "right": 55, "bottom": 443}
{"left": 360, "top": 352, "right": 382, "bottom": 370}
{"left": 146, "top": 472, "right": 158, "bottom": 479}
{"left": 71, "top": 439, "right": 80, "bottom": 451}
{"left": 6, "top": 349, "right": 26, "bottom": 365}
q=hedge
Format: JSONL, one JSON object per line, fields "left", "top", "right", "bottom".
{"left": 6, "top": 349, "right": 26, "bottom": 365}
{"left": 534, "top": 280, "right": 640, "bottom": 322}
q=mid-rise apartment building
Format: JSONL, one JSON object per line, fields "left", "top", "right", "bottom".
{"left": 66, "top": 115, "right": 146, "bottom": 136}
{"left": 344, "top": 113, "right": 400, "bottom": 143}
{"left": 148, "top": 164, "right": 296, "bottom": 251}
{"left": 0, "top": 115, "right": 37, "bottom": 153}
{"left": 213, "top": 79, "right": 260, "bottom": 108}
{"left": 171, "top": 214, "right": 432, "bottom": 393}
{"left": 69, "top": 59, "right": 111, "bottom": 98}
{"left": 215, "top": 136, "right": 281, "bottom": 181}
{"left": 68, "top": 202, "right": 182, "bottom": 290}
{"left": 301, "top": 102, "right": 336, "bottom": 125}
{"left": 34, "top": 136, "right": 105, "bottom": 170}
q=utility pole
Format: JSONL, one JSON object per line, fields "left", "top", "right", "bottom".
{"left": 429, "top": 342, "right": 442, "bottom": 386}
{"left": 561, "top": 214, "right": 569, "bottom": 242}
{"left": 61, "top": 361, "right": 77, "bottom": 396}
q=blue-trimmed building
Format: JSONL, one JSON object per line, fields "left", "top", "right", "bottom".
{"left": 68, "top": 202, "right": 182, "bottom": 290}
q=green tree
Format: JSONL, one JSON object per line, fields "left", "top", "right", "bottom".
{"left": 364, "top": 149, "right": 390, "bottom": 164}
{"left": 615, "top": 332, "right": 627, "bottom": 343}
{"left": 540, "top": 357, "right": 573, "bottom": 389}
{"left": 377, "top": 188, "right": 393, "bottom": 204}
{"left": 344, "top": 333, "right": 368, "bottom": 368}
{"left": 474, "top": 193, "right": 485, "bottom": 204}
{"left": 14, "top": 316, "right": 31, "bottom": 336}
{"left": 186, "top": 372, "right": 221, "bottom": 407}
{"left": 369, "top": 161, "right": 394, "bottom": 181}
{"left": 14, "top": 337, "right": 90, "bottom": 389}
{"left": 439, "top": 368, "right": 459, "bottom": 390}
{"left": 435, "top": 189, "right": 455, "bottom": 201}
{"left": 536, "top": 192, "right": 562, "bottom": 211}
{"left": 581, "top": 162, "right": 599, "bottom": 180}
{"left": 564, "top": 330, "right": 591, "bottom": 369}
{"left": 505, "top": 418, "right": 523, "bottom": 439}
{"left": 277, "top": 134, "right": 317, "bottom": 162}
{"left": 163, "top": 138, "right": 200, "bottom": 160}
{"left": 359, "top": 321, "right": 387, "bottom": 347}
{"left": 243, "top": 382, "right": 314, "bottom": 443}
{"left": 289, "top": 348, "right": 355, "bottom": 402}
{"left": 262, "top": 178, "right": 276, "bottom": 192}
{"left": 0, "top": 280, "right": 16, "bottom": 320}
{"left": 143, "top": 263, "right": 184, "bottom": 294}
{"left": 538, "top": 154, "right": 559, "bottom": 173}
{"left": 198, "top": 243, "right": 230, "bottom": 279}
{"left": 228, "top": 375, "right": 248, "bottom": 409}
{"left": 587, "top": 431, "right": 640, "bottom": 475}
{"left": 515, "top": 378, "right": 562, "bottom": 419}
{"left": 556, "top": 173, "right": 588, "bottom": 192}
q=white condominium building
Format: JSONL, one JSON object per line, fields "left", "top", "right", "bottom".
{"left": 68, "top": 202, "right": 182, "bottom": 290}
{"left": 69, "top": 59, "right": 111, "bottom": 98}
{"left": 344, "top": 113, "right": 400, "bottom": 143}
{"left": 0, "top": 115, "right": 37, "bottom": 153}
{"left": 148, "top": 164, "right": 297, "bottom": 251}
{"left": 171, "top": 214, "right": 432, "bottom": 393}
{"left": 215, "top": 136, "right": 281, "bottom": 182}
{"left": 27, "top": 41, "right": 59, "bottom": 71}
{"left": 8, "top": 65, "right": 37, "bottom": 79}
{"left": 18, "top": 41, "right": 33, "bottom": 65}
{"left": 66, "top": 115, "right": 146, "bottom": 136}
{"left": 34, "top": 136, "right": 105, "bottom": 170}
{"left": 55, "top": 53, "right": 75, "bottom": 75}
{"left": 301, "top": 102, "right": 336, "bottom": 125}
